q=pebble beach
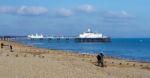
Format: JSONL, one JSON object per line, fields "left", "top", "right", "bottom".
{"left": 0, "top": 40, "right": 150, "bottom": 78}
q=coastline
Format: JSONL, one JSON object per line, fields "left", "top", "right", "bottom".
{"left": 0, "top": 40, "right": 150, "bottom": 78}
{"left": 15, "top": 39, "right": 150, "bottom": 63}
{"left": 1, "top": 40, "right": 150, "bottom": 66}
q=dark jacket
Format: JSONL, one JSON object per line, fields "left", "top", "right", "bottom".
{"left": 97, "top": 55, "right": 101, "bottom": 61}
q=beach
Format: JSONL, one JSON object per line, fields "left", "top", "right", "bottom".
{"left": 0, "top": 40, "right": 150, "bottom": 78}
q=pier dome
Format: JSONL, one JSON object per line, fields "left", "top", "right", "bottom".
{"left": 79, "top": 29, "right": 103, "bottom": 38}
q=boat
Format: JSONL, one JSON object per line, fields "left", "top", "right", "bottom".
{"left": 27, "top": 33, "right": 44, "bottom": 39}
{"left": 75, "top": 29, "right": 111, "bottom": 42}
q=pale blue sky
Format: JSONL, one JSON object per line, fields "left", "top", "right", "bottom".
{"left": 0, "top": 0, "right": 150, "bottom": 38}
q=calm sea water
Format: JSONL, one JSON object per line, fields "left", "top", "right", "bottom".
{"left": 17, "top": 38, "right": 150, "bottom": 62}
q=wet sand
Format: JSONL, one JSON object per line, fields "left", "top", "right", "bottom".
{"left": 0, "top": 40, "right": 150, "bottom": 78}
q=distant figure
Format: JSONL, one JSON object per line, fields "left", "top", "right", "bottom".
{"left": 10, "top": 45, "right": 13, "bottom": 52}
{"left": 97, "top": 54, "right": 101, "bottom": 65}
{"left": 97, "top": 53, "right": 104, "bottom": 67}
{"left": 1, "top": 43, "right": 4, "bottom": 48}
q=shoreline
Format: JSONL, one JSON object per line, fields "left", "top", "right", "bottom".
{"left": 14, "top": 39, "right": 150, "bottom": 63}
{"left": 2, "top": 40, "right": 150, "bottom": 65}
{"left": 0, "top": 40, "right": 150, "bottom": 78}
{"left": 2, "top": 39, "right": 150, "bottom": 63}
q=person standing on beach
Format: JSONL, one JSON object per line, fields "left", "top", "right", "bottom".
{"left": 1, "top": 43, "right": 4, "bottom": 49}
{"left": 97, "top": 53, "right": 104, "bottom": 67}
{"left": 10, "top": 45, "right": 13, "bottom": 52}
{"left": 100, "top": 53, "right": 104, "bottom": 67}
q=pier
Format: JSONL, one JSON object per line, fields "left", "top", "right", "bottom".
{"left": 29, "top": 36, "right": 75, "bottom": 41}
{"left": 0, "top": 35, "right": 111, "bottom": 42}
{"left": 28, "top": 36, "right": 111, "bottom": 42}
{"left": 27, "top": 29, "right": 111, "bottom": 42}
{"left": 1, "top": 28, "right": 112, "bottom": 42}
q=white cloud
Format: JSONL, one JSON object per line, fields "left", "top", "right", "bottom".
{"left": 78, "top": 4, "right": 95, "bottom": 13}
{"left": 16, "top": 6, "right": 48, "bottom": 15}
{"left": 106, "top": 11, "right": 132, "bottom": 18}
{"left": 102, "top": 11, "right": 135, "bottom": 24}
{"left": 55, "top": 8, "right": 73, "bottom": 17}
{"left": 0, "top": 6, "right": 48, "bottom": 15}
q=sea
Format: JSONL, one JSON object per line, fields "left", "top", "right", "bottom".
{"left": 16, "top": 38, "right": 150, "bottom": 62}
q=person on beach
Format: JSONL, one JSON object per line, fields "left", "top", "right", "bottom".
{"left": 97, "top": 53, "right": 104, "bottom": 67}
{"left": 1, "top": 43, "right": 4, "bottom": 49}
{"left": 97, "top": 54, "right": 101, "bottom": 66}
{"left": 10, "top": 45, "right": 13, "bottom": 52}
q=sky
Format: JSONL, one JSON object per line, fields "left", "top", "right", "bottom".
{"left": 0, "top": 0, "right": 150, "bottom": 38}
